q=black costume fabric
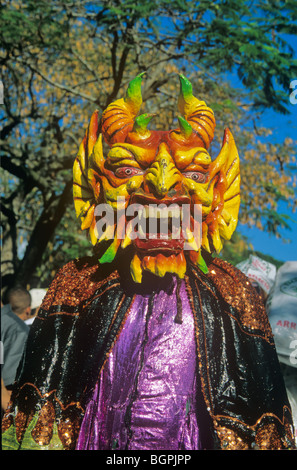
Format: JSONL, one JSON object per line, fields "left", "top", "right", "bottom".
{"left": 2, "top": 256, "right": 295, "bottom": 450}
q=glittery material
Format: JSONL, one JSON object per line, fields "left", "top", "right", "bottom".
{"left": 1, "top": 409, "right": 13, "bottom": 433}
{"left": 76, "top": 277, "right": 201, "bottom": 450}
{"left": 207, "top": 258, "right": 273, "bottom": 340}
{"left": 216, "top": 426, "right": 250, "bottom": 450}
{"left": 214, "top": 414, "right": 296, "bottom": 450}
{"left": 31, "top": 401, "right": 55, "bottom": 446}
{"left": 15, "top": 409, "right": 35, "bottom": 443}
{"left": 40, "top": 257, "right": 120, "bottom": 313}
{"left": 57, "top": 410, "right": 82, "bottom": 451}
{"left": 2, "top": 257, "right": 295, "bottom": 450}
{"left": 256, "top": 421, "right": 296, "bottom": 450}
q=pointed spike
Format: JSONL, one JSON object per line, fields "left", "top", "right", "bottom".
{"left": 133, "top": 113, "right": 156, "bottom": 135}
{"left": 124, "top": 72, "right": 145, "bottom": 111}
{"left": 179, "top": 74, "right": 193, "bottom": 100}
{"left": 177, "top": 115, "right": 193, "bottom": 138}
{"left": 197, "top": 252, "right": 209, "bottom": 274}
{"left": 178, "top": 74, "right": 195, "bottom": 116}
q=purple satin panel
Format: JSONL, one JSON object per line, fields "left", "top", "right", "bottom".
{"left": 76, "top": 278, "right": 202, "bottom": 450}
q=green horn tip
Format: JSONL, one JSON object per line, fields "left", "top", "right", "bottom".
{"left": 134, "top": 113, "right": 155, "bottom": 132}
{"left": 125, "top": 73, "right": 145, "bottom": 105}
{"left": 179, "top": 74, "right": 193, "bottom": 100}
{"left": 178, "top": 115, "right": 193, "bottom": 138}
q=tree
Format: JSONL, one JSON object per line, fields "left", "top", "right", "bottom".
{"left": 1, "top": 0, "right": 296, "bottom": 293}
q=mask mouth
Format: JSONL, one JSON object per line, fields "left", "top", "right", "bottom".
{"left": 134, "top": 234, "right": 184, "bottom": 254}
{"left": 130, "top": 193, "right": 191, "bottom": 206}
{"left": 127, "top": 193, "right": 194, "bottom": 255}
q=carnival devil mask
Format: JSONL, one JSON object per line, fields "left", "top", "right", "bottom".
{"left": 73, "top": 74, "right": 240, "bottom": 283}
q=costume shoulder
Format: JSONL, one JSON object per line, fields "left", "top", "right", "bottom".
{"left": 206, "top": 256, "right": 273, "bottom": 340}
{"left": 40, "top": 256, "right": 120, "bottom": 313}
{"left": 1, "top": 258, "right": 126, "bottom": 451}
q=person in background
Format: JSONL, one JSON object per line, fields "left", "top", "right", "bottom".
{"left": 1, "top": 287, "right": 30, "bottom": 412}
{"left": 25, "top": 288, "right": 47, "bottom": 327}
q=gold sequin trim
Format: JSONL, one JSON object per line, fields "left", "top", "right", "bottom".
{"left": 31, "top": 401, "right": 55, "bottom": 446}
{"left": 15, "top": 409, "right": 35, "bottom": 443}
{"left": 207, "top": 258, "right": 273, "bottom": 340}
{"left": 40, "top": 259, "right": 119, "bottom": 312}
{"left": 254, "top": 422, "right": 283, "bottom": 450}
{"left": 216, "top": 425, "right": 250, "bottom": 450}
{"left": 57, "top": 415, "right": 81, "bottom": 450}
{"left": 214, "top": 408, "right": 295, "bottom": 450}
{"left": 1, "top": 407, "right": 13, "bottom": 433}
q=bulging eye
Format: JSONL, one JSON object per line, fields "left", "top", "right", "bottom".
{"left": 114, "top": 167, "right": 144, "bottom": 178}
{"left": 183, "top": 171, "right": 208, "bottom": 183}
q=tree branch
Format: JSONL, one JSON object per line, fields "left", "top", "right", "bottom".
{"left": 22, "top": 60, "right": 98, "bottom": 104}
{"left": 14, "top": 179, "right": 73, "bottom": 286}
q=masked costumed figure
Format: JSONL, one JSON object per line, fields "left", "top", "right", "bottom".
{"left": 2, "top": 74, "right": 295, "bottom": 450}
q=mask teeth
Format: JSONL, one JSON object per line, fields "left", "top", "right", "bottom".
{"left": 130, "top": 253, "right": 143, "bottom": 283}
{"left": 184, "top": 227, "right": 200, "bottom": 252}
{"left": 121, "top": 221, "right": 133, "bottom": 249}
{"left": 201, "top": 222, "right": 211, "bottom": 253}
{"left": 142, "top": 252, "right": 187, "bottom": 280}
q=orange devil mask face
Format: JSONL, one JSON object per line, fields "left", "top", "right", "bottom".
{"left": 73, "top": 74, "right": 240, "bottom": 283}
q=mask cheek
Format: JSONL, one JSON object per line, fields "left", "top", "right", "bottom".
{"left": 126, "top": 175, "right": 144, "bottom": 194}
{"left": 183, "top": 179, "right": 213, "bottom": 212}
{"left": 101, "top": 177, "right": 130, "bottom": 209}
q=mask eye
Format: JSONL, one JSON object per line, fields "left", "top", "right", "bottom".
{"left": 114, "top": 167, "right": 144, "bottom": 178}
{"left": 183, "top": 171, "right": 208, "bottom": 183}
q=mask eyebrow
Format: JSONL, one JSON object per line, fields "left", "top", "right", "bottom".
{"left": 182, "top": 164, "right": 210, "bottom": 173}
{"left": 173, "top": 147, "right": 211, "bottom": 170}
{"left": 107, "top": 145, "right": 138, "bottom": 163}
{"left": 107, "top": 143, "right": 156, "bottom": 168}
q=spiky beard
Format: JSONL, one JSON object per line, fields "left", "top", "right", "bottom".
{"left": 130, "top": 251, "right": 187, "bottom": 283}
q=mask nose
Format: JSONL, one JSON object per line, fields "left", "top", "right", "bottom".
{"left": 143, "top": 143, "right": 182, "bottom": 198}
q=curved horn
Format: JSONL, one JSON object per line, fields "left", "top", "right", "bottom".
{"left": 101, "top": 73, "right": 145, "bottom": 146}
{"left": 177, "top": 74, "right": 216, "bottom": 149}
{"left": 177, "top": 115, "right": 193, "bottom": 139}
{"left": 132, "top": 113, "right": 156, "bottom": 137}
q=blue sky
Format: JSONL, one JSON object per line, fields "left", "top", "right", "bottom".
{"left": 237, "top": 83, "right": 297, "bottom": 263}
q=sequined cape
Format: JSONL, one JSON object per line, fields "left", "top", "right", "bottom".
{"left": 2, "top": 256, "right": 295, "bottom": 450}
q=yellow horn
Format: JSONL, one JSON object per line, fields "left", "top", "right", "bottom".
{"left": 101, "top": 73, "right": 145, "bottom": 145}
{"left": 177, "top": 74, "right": 216, "bottom": 149}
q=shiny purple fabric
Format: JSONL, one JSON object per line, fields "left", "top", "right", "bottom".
{"left": 76, "top": 277, "right": 202, "bottom": 450}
